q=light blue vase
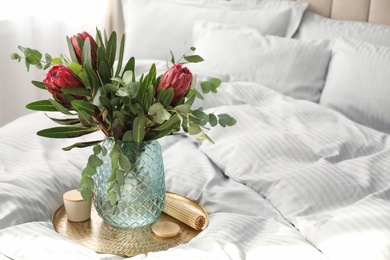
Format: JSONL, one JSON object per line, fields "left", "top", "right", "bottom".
{"left": 93, "top": 139, "right": 165, "bottom": 228}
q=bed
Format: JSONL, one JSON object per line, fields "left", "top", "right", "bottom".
{"left": 1, "top": 0, "right": 390, "bottom": 259}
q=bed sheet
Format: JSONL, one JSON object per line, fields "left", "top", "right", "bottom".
{"left": 1, "top": 76, "right": 390, "bottom": 259}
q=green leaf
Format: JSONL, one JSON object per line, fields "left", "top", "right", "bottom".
{"left": 61, "top": 87, "right": 91, "bottom": 97}
{"left": 62, "top": 140, "right": 104, "bottom": 151}
{"left": 170, "top": 50, "right": 175, "bottom": 64}
{"left": 155, "top": 108, "right": 171, "bottom": 124}
{"left": 201, "top": 78, "right": 222, "bottom": 94}
{"left": 151, "top": 114, "right": 180, "bottom": 140}
{"left": 71, "top": 100, "right": 96, "bottom": 114}
{"left": 115, "top": 34, "right": 125, "bottom": 77}
{"left": 157, "top": 87, "right": 174, "bottom": 107}
{"left": 82, "top": 164, "right": 97, "bottom": 177}
{"left": 122, "top": 130, "right": 135, "bottom": 142}
{"left": 49, "top": 99, "right": 75, "bottom": 115}
{"left": 191, "top": 109, "right": 209, "bottom": 126}
{"left": 37, "top": 126, "right": 99, "bottom": 138}
{"left": 32, "top": 80, "right": 46, "bottom": 90}
{"left": 133, "top": 113, "right": 145, "bottom": 142}
{"left": 79, "top": 188, "right": 93, "bottom": 202}
{"left": 93, "top": 144, "right": 102, "bottom": 155}
{"left": 81, "top": 37, "right": 92, "bottom": 67}
{"left": 122, "top": 57, "right": 135, "bottom": 80}
{"left": 106, "top": 192, "right": 117, "bottom": 206}
{"left": 24, "top": 47, "right": 42, "bottom": 65}
{"left": 98, "top": 61, "right": 111, "bottom": 85}
{"left": 218, "top": 114, "right": 237, "bottom": 127}
{"left": 183, "top": 55, "right": 204, "bottom": 63}
{"left": 78, "top": 110, "right": 95, "bottom": 127}
{"left": 66, "top": 36, "right": 79, "bottom": 63}
{"left": 88, "top": 154, "right": 103, "bottom": 167}
{"left": 174, "top": 104, "right": 191, "bottom": 113}
{"left": 188, "top": 124, "right": 202, "bottom": 135}
{"left": 119, "top": 152, "right": 131, "bottom": 172}
{"left": 122, "top": 70, "right": 133, "bottom": 85}
{"left": 107, "top": 167, "right": 117, "bottom": 182}
{"left": 104, "top": 83, "right": 118, "bottom": 93}
{"left": 99, "top": 96, "right": 112, "bottom": 114}
{"left": 26, "top": 100, "right": 58, "bottom": 111}
{"left": 107, "top": 31, "right": 117, "bottom": 68}
{"left": 45, "top": 115, "right": 80, "bottom": 125}
{"left": 148, "top": 103, "right": 164, "bottom": 115}
{"left": 208, "top": 113, "right": 218, "bottom": 127}
{"left": 197, "top": 133, "right": 215, "bottom": 144}
{"left": 84, "top": 63, "right": 100, "bottom": 98}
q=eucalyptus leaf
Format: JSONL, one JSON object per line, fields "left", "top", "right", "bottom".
{"left": 88, "top": 154, "right": 103, "bottom": 167}
{"left": 218, "top": 114, "right": 237, "bottom": 127}
{"left": 188, "top": 124, "right": 202, "bottom": 135}
{"left": 119, "top": 152, "right": 131, "bottom": 172}
{"left": 107, "top": 167, "right": 118, "bottom": 182}
{"left": 174, "top": 104, "right": 191, "bottom": 113}
{"left": 106, "top": 192, "right": 117, "bottom": 206}
{"left": 201, "top": 78, "right": 221, "bottom": 94}
{"left": 183, "top": 55, "right": 204, "bottom": 63}
{"left": 208, "top": 113, "right": 218, "bottom": 127}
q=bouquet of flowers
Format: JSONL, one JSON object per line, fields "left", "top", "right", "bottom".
{"left": 11, "top": 28, "right": 236, "bottom": 203}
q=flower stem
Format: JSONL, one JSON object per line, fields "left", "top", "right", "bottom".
{"left": 92, "top": 112, "right": 110, "bottom": 137}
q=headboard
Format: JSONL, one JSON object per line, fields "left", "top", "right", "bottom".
{"left": 296, "top": 0, "right": 390, "bottom": 25}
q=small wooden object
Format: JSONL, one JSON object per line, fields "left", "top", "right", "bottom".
{"left": 152, "top": 221, "right": 180, "bottom": 238}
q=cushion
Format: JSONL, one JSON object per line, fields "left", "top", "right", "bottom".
{"left": 320, "top": 38, "right": 390, "bottom": 134}
{"left": 120, "top": 0, "right": 308, "bottom": 60}
{"left": 293, "top": 11, "right": 390, "bottom": 46}
{"left": 191, "top": 21, "right": 331, "bottom": 102}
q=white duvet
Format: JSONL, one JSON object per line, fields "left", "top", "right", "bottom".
{"left": 1, "top": 80, "right": 390, "bottom": 260}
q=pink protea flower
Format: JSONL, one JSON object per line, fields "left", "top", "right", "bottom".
{"left": 70, "top": 31, "right": 98, "bottom": 68}
{"left": 157, "top": 64, "right": 193, "bottom": 105}
{"left": 43, "top": 65, "right": 85, "bottom": 105}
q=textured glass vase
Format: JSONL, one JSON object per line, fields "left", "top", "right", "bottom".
{"left": 93, "top": 139, "right": 165, "bottom": 228}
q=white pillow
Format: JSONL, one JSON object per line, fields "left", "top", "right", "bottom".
{"left": 120, "top": 0, "right": 308, "bottom": 60}
{"left": 191, "top": 21, "right": 331, "bottom": 102}
{"left": 320, "top": 38, "right": 390, "bottom": 134}
{"left": 294, "top": 11, "right": 390, "bottom": 47}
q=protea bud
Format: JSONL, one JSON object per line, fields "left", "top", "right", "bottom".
{"left": 70, "top": 31, "right": 98, "bottom": 68}
{"left": 157, "top": 64, "right": 193, "bottom": 105}
{"left": 43, "top": 65, "right": 85, "bottom": 105}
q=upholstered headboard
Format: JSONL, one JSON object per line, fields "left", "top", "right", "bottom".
{"left": 296, "top": 0, "right": 390, "bottom": 25}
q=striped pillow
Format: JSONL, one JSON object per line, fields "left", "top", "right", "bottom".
{"left": 320, "top": 38, "right": 390, "bottom": 134}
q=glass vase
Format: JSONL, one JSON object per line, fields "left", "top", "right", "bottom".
{"left": 93, "top": 139, "right": 165, "bottom": 228}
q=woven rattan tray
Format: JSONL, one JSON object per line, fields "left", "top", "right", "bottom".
{"left": 52, "top": 192, "right": 206, "bottom": 257}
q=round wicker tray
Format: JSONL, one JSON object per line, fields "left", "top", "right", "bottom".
{"left": 52, "top": 193, "right": 203, "bottom": 257}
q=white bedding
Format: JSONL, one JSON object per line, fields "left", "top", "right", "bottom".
{"left": 1, "top": 78, "right": 390, "bottom": 259}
